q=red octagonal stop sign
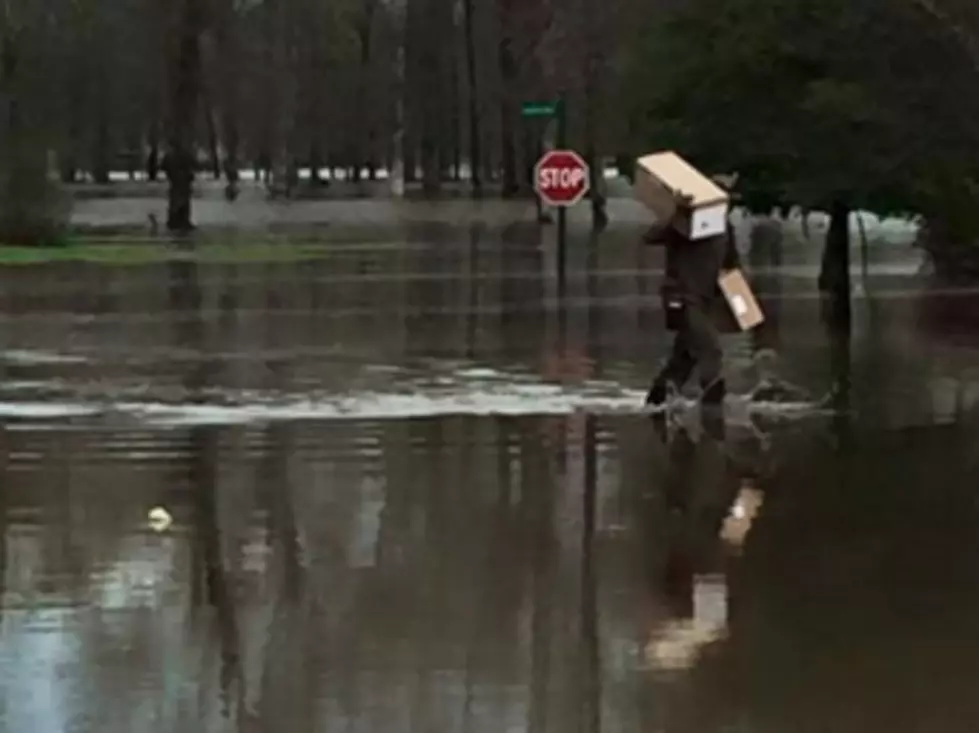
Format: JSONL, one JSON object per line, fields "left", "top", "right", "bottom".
{"left": 534, "top": 149, "right": 591, "bottom": 207}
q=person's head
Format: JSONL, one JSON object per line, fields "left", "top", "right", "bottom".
{"left": 711, "top": 172, "right": 742, "bottom": 211}
{"left": 711, "top": 173, "right": 740, "bottom": 191}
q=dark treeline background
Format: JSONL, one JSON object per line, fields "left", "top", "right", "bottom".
{"left": 4, "top": 0, "right": 979, "bottom": 262}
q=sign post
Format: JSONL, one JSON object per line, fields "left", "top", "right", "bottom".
{"left": 525, "top": 95, "right": 578, "bottom": 356}
{"left": 534, "top": 144, "right": 590, "bottom": 294}
{"left": 522, "top": 99, "right": 557, "bottom": 223}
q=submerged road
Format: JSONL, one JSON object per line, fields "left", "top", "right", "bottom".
{"left": 1, "top": 217, "right": 979, "bottom": 732}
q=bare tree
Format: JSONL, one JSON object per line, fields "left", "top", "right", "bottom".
{"left": 352, "top": 0, "right": 379, "bottom": 183}
{"left": 165, "top": 0, "right": 204, "bottom": 231}
{"left": 210, "top": 0, "right": 242, "bottom": 197}
{"left": 461, "top": 0, "right": 481, "bottom": 193}
{"left": 496, "top": 0, "right": 519, "bottom": 196}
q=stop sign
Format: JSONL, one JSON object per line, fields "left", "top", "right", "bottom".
{"left": 534, "top": 149, "right": 591, "bottom": 207}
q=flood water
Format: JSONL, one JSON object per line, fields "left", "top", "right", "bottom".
{"left": 3, "top": 220, "right": 979, "bottom": 732}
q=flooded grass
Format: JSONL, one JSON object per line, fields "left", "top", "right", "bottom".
{"left": 0, "top": 240, "right": 367, "bottom": 265}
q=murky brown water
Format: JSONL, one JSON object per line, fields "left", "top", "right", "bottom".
{"left": 2, "top": 219, "right": 979, "bottom": 731}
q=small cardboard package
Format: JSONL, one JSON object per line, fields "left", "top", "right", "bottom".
{"left": 634, "top": 151, "right": 730, "bottom": 240}
{"left": 717, "top": 268, "right": 765, "bottom": 331}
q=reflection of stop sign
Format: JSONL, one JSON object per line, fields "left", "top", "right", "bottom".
{"left": 535, "top": 149, "right": 590, "bottom": 207}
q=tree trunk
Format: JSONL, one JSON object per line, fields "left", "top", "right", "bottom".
{"left": 91, "top": 46, "right": 111, "bottom": 185}
{"left": 583, "top": 71, "right": 607, "bottom": 227}
{"left": 259, "top": 0, "right": 277, "bottom": 193}
{"left": 416, "top": 0, "right": 448, "bottom": 195}
{"left": 196, "top": 36, "right": 222, "bottom": 182}
{"left": 451, "top": 42, "right": 461, "bottom": 182}
{"left": 270, "top": 0, "right": 299, "bottom": 201}
{"left": 818, "top": 199, "right": 852, "bottom": 332}
{"left": 497, "top": 4, "right": 518, "bottom": 198}
{"left": 404, "top": 144, "right": 417, "bottom": 183}
{"left": 309, "top": 142, "right": 324, "bottom": 185}
{"left": 748, "top": 219, "right": 783, "bottom": 354}
{"left": 213, "top": 8, "right": 240, "bottom": 193}
{"left": 147, "top": 124, "right": 160, "bottom": 181}
{"left": 61, "top": 96, "right": 79, "bottom": 185}
{"left": 462, "top": 0, "right": 481, "bottom": 195}
{"left": 419, "top": 52, "right": 440, "bottom": 191}
{"left": 523, "top": 127, "right": 536, "bottom": 189}
{"left": 615, "top": 154, "right": 632, "bottom": 181}
{"left": 579, "top": 0, "right": 607, "bottom": 230}
{"left": 222, "top": 113, "right": 239, "bottom": 198}
{"left": 391, "top": 39, "right": 406, "bottom": 195}
{"left": 166, "top": 0, "right": 203, "bottom": 232}
{"left": 92, "top": 103, "right": 111, "bottom": 184}
{"left": 126, "top": 129, "right": 139, "bottom": 180}
{"left": 401, "top": 0, "right": 418, "bottom": 186}
{"left": 353, "top": 0, "right": 376, "bottom": 186}
{"left": 204, "top": 97, "right": 221, "bottom": 180}
{"left": 586, "top": 146, "right": 607, "bottom": 229}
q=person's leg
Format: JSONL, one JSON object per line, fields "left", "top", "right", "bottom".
{"left": 646, "top": 328, "right": 697, "bottom": 405}
{"left": 685, "top": 303, "right": 725, "bottom": 405}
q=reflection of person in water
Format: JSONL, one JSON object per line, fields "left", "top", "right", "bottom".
{"left": 663, "top": 426, "right": 739, "bottom": 604}
{"left": 646, "top": 421, "right": 766, "bottom": 670}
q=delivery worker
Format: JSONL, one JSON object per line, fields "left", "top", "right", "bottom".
{"left": 642, "top": 187, "right": 740, "bottom": 409}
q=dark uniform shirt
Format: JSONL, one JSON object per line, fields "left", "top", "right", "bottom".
{"left": 647, "top": 221, "right": 740, "bottom": 305}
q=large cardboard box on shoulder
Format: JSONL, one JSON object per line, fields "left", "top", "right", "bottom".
{"left": 634, "top": 151, "right": 730, "bottom": 240}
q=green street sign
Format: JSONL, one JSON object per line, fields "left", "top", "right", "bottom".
{"left": 521, "top": 101, "right": 557, "bottom": 118}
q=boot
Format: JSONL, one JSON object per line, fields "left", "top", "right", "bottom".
{"left": 701, "top": 378, "right": 726, "bottom": 406}
{"left": 645, "top": 379, "right": 669, "bottom": 406}
{"left": 700, "top": 407, "right": 726, "bottom": 441}
{"left": 651, "top": 413, "right": 669, "bottom": 443}
{"left": 647, "top": 377, "right": 683, "bottom": 407}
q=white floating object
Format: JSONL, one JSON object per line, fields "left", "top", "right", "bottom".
{"left": 148, "top": 506, "right": 173, "bottom": 532}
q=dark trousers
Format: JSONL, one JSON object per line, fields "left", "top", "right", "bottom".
{"left": 653, "top": 302, "right": 724, "bottom": 391}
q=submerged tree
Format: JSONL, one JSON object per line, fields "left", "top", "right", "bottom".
{"left": 165, "top": 0, "right": 204, "bottom": 231}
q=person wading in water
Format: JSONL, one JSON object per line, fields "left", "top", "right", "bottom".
{"left": 642, "top": 179, "right": 741, "bottom": 411}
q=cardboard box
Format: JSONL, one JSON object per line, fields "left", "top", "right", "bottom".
{"left": 634, "top": 151, "right": 730, "bottom": 240}
{"left": 717, "top": 268, "right": 765, "bottom": 331}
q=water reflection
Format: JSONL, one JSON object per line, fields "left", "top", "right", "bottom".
{"left": 0, "top": 414, "right": 611, "bottom": 730}
{"left": 747, "top": 217, "right": 783, "bottom": 356}
{"left": 2, "top": 393, "right": 979, "bottom": 730}
{"left": 643, "top": 417, "right": 764, "bottom": 672}
{"left": 2, "top": 220, "right": 979, "bottom": 427}
{"left": 656, "top": 420, "right": 979, "bottom": 733}
{"left": 645, "top": 476, "right": 765, "bottom": 673}
{"left": 5, "top": 219, "right": 979, "bottom": 731}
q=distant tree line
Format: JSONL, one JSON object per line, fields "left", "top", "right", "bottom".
{"left": 1, "top": 0, "right": 634, "bottom": 235}
{"left": 4, "top": 0, "right": 979, "bottom": 268}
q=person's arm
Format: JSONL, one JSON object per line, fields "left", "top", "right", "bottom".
{"left": 643, "top": 221, "right": 674, "bottom": 245}
{"left": 643, "top": 193, "right": 693, "bottom": 245}
{"left": 721, "top": 223, "right": 741, "bottom": 270}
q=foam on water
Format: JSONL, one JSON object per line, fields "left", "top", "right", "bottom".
{"left": 0, "top": 350, "right": 88, "bottom": 365}
{"left": 0, "top": 402, "right": 102, "bottom": 419}
{"left": 0, "top": 383, "right": 828, "bottom": 427}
